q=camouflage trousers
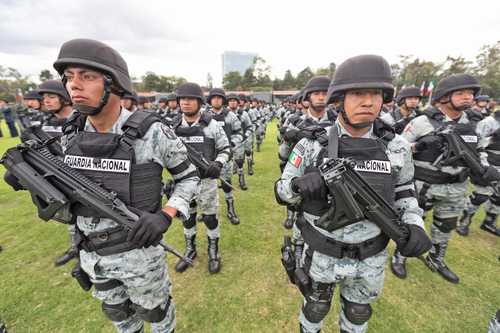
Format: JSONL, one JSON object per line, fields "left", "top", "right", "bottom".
{"left": 80, "top": 246, "right": 175, "bottom": 333}
{"left": 465, "top": 183, "right": 500, "bottom": 216}
{"left": 244, "top": 134, "right": 254, "bottom": 154}
{"left": 415, "top": 180, "right": 467, "bottom": 244}
{"left": 299, "top": 244, "right": 387, "bottom": 333}
{"left": 489, "top": 310, "right": 500, "bottom": 333}
{"left": 184, "top": 178, "right": 220, "bottom": 239}
{"left": 221, "top": 160, "right": 234, "bottom": 200}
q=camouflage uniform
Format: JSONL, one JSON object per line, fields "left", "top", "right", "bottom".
{"left": 489, "top": 310, "right": 500, "bottom": 333}
{"left": 235, "top": 106, "right": 253, "bottom": 186}
{"left": 62, "top": 108, "right": 199, "bottom": 333}
{"left": 276, "top": 120, "right": 423, "bottom": 333}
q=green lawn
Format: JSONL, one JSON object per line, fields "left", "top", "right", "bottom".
{"left": 0, "top": 120, "right": 498, "bottom": 332}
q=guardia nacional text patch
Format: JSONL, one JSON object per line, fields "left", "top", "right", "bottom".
{"left": 64, "top": 155, "right": 130, "bottom": 173}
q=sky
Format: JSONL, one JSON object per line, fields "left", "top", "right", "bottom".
{"left": 1, "top": 0, "right": 499, "bottom": 88}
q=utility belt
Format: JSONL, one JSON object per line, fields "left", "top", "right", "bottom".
{"left": 297, "top": 216, "right": 389, "bottom": 260}
{"left": 77, "top": 225, "right": 138, "bottom": 256}
{"left": 414, "top": 165, "right": 468, "bottom": 185}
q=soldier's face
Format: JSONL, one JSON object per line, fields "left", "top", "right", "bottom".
{"left": 159, "top": 102, "right": 167, "bottom": 108}
{"left": 405, "top": 97, "right": 420, "bottom": 109}
{"left": 210, "top": 96, "right": 224, "bottom": 109}
{"left": 301, "top": 100, "right": 310, "bottom": 109}
{"left": 252, "top": 101, "right": 257, "bottom": 108}
{"left": 309, "top": 91, "right": 327, "bottom": 112}
{"left": 168, "top": 100, "right": 177, "bottom": 109}
{"left": 121, "top": 98, "right": 133, "bottom": 110}
{"left": 180, "top": 97, "right": 200, "bottom": 116}
{"left": 450, "top": 89, "right": 474, "bottom": 110}
{"left": 476, "top": 101, "right": 487, "bottom": 108}
{"left": 344, "top": 89, "right": 383, "bottom": 124}
{"left": 25, "top": 99, "right": 41, "bottom": 109}
{"left": 64, "top": 67, "right": 105, "bottom": 108}
{"left": 43, "top": 94, "right": 62, "bottom": 112}
{"left": 228, "top": 99, "right": 238, "bottom": 110}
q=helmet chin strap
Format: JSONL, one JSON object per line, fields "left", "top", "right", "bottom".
{"left": 74, "top": 76, "right": 112, "bottom": 116}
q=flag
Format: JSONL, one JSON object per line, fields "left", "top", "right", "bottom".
{"left": 288, "top": 151, "right": 302, "bottom": 168}
{"left": 420, "top": 81, "right": 426, "bottom": 96}
{"left": 427, "top": 81, "right": 434, "bottom": 96}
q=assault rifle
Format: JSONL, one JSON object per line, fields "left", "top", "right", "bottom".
{"left": 316, "top": 158, "right": 410, "bottom": 247}
{"left": 1, "top": 139, "right": 192, "bottom": 265}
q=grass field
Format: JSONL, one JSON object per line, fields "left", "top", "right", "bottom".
{"left": 0, "top": 120, "right": 499, "bottom": 333}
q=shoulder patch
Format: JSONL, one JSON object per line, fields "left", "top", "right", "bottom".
{"left": 161, "top": 125, "right": 177, "bottom": 139}
{"left": 288, "top": 151, "right": 303, "bottom": 168}
{"left": 295, "top": 142, "right": 305, "bottom": 155}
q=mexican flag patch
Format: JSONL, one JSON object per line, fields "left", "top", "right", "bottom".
{"left": 289, "top": 151, "right": 302, "bottom": 168}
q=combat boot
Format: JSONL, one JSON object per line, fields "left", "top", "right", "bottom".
{"left": 175, "top": 235, "right": 197, "bottom": 273}
{"left": 247, "top": 157, "right": 254, "bottom": 176}
{"left": 425, "top": 243, "right": 459, "bottom": 284}
{"left": 390, "top": 250, "right": 408, "bottom": 279}
{"left": 55, "top": 244, "right": 78, "bottom": 267}
{"left": 226, "top": 198, "right": 240, "bottom": 225}
{"left": 238, "top": 171, "right": 248, "bottom": 190}
{"left": 480, "top": 212, "right": 500, "bottom": 237}
{"left": 256, "top": 142, "right": 261, "bottom": 152}
{"left": 300, "top": 324, "right": 321, "bottom": 333}
{"left": 207, "top": 237, "right": 221, "bottom": 274}
{"left": 456, "top": 209, "right": 474, "bottom": 236}
{"left": 283, "top": 209, "right": 295, "bottom": 229}
{"left": 232, "top": 161, "right": 238, "bottom": 174}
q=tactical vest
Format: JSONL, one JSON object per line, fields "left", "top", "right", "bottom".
{"left": 297, "top": 109, "right": 337, "bottom": 129}
{"left": 413, "top": 108, "right": 478, "bottom": 184}
{"left": 42, "top": 115, "right": 67, "bottom": 138}
{"left": 211, "top": 108, "right": 233, "bottom": 141}
{"left": 173, "top": 113, "right": 216, "bottom": 177}
{"left": 63, "top": 111, "right": 164, "bottom": 217}
{"left": 485, "top": 113, "right": 500, "bottom": 166}
{"left": 236, "top": 109, "right": 250, "bottom": 135}
{"left": 302, "top": 121, "right": 395, "bottom": 218}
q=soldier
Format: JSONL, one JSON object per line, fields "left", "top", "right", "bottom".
{"left": 163, "top": 93, "right": 180, "bottom": 125}
{"left": 171, "top": 83, "right": 231, "bottom": 274}
{"left": 206, "top": 88, "right": 243, "bottom": 225}
{"left": 158, "top": 97, "right": 168, "bottom": 117}
{"left": 489, "top": 310, "right": 500, "bottom": 333}
{"left": 392, "top": 74, "right": 500, "bottom": 283}
{"left": 228, "top": 94, "right": 252, "bottom": 190}
{"left": 474, "top": 95, "right": 491, "bottom": 117}
{"left": 251, "top": 98, "right": 265, "bottom": 152}
{"left": 120, "top": 92, "right": 137, "bottom": 112}
{"left": 17, "top": 90, "right": 44, "bottom": 130}
{"left": 0, "top": 95, "right": 19, "bottom": 138}
{"left": 457, "top": 110, "right": 500, "bottom": 237}
{"left": 379, "top": 86, "right": 422, "bottom": 134}
{"left": 54, "top": 38, "right": 199, "bottom": 332}
{"left": 240, "top": 95, "right": 256, "bottom": 176}
{"left": 276, "top": 55, "right": 430, "bottom": 333}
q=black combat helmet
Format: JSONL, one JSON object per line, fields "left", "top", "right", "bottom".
{"left": 396, "top": 86, "right": 422, "bottom": 105}
{"left": 53, "top": 38, "right": 132, "bottom": 95}
{"left": 176, "top": 83, "right": 205, "bottom": 103}
{"left": 207, "top": 88, "right": 227, "bottom": 105}
{"left": 326, "top": 54, "right": 394, "bottom": 104}
{"left": 475, "top": 95, "right": 490, "bottom": 102}
{"left": 302, "top": 76, "right": 330, "bottom": 102}
{"left": 121, "top": 92, "right": 138, "bottom": 103}
{"left": 226, "top": 93, "right": 240, "bottom": 102}
{"left": 37, "top": 80, "right": 71, "bottom": 103}
{"left": 165, "top": 93, "right": 177, "bottom": 102}
{"left": 431, "top": 74, "right": 480, "bottom": 104}
{"left": 23, "top": 90, "right": 43, "bottom": 101}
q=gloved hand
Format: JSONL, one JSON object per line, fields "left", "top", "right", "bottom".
{"left": 482, "top": 166, "right": 500, "bottom": 182}
{"left": 4, "top": 170, "right": 23, "bottom": 191}
{"left": 291, "top": 170, "right": 327, "bottom": 201}
{"left": 283, "top": 129, "right": 299, "bottom": 143}
{"left": 398, "top": 224, "right": 432, "bottom": 257}
{"left": 127, "top": 210, "right": 172, "bottom": 248}
{"left": 205, "top": 161, "right": 223, "bottom": 179}
{"left": 415, "top": 135, "right": 442, "bottom": 152}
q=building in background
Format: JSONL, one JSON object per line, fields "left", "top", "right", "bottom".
{"left": 222, "top": 51, "right": 258, "bottom": 77}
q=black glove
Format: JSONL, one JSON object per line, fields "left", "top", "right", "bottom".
{"left": 482, "top": 166, "right": 500, "bottom": 182}
{"left": 205, "top": 161, "right": 223, "bottom": 179}
{"left": 415, "top": 135, "right": 443, "bottom": 152}
{"left": 283, "top": 129, "right": 299, "bottom": 143}
{"left": 127, "top": 210, "right": 172, "bottom": 248}
{"left": 4, "top": 170, "right": 23, "bottom": 191}
{"left": 291, "top": 170, "right": 327, "bottom": 201}
{"left": 398, "top": 224, "right": 432, "bottom": 257}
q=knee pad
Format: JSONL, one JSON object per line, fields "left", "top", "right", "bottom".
{"left": 221, "top": 179, "right": 232, "bottom": 193}
{"left": 235, "top": 159, "right": 244, "bottom": 168}
{"left": 202, "top": 214, "right": 218, "bottom": 230}
{"left": 490, "top": 193, "right": 500, "bottom": 206}
{"left": 342, "top": 296, "right": 372, "bottom": 326}
{"left": 470, "top": 192, "right": 489, "bottom": 206}
{"left": 245, "top": 150, "right": 252, "bottom": 157}
{"left": 433, "top": 216, "right": 458, "bottom": 233}
{"left": 102, "top": 299, "right": 134, "bottom": 322}
{"left": 302, "top": 282, "right": 334, "bottom": 323}
{"left": 183, "top": 213, "right": 197, "bottom": 229}
{"left": 135, "top": 297, "right": 171, "bottom": 323}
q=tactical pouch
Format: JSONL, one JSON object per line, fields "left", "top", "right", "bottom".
{"left": 71, "top": 261, "right": 92, "bottom": 291}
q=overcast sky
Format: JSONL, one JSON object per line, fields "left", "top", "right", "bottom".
{"left": 1, "top": 0, "right": 499, "bottom": 87}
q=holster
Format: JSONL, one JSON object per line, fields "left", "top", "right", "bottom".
{"left": 77, "top": 226, "right": 138, "bottom": 256}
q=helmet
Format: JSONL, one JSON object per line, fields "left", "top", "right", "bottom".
{"left": 24, "top": 90, "right": 43, "bottom": 101}
{"left": 226, "top": 93, "right": 240, "bottom": 102}
{"left": 297, "top": 89, "right": 305, "bottom": 104}
{"left": 121, "top": 92, "right": 138, "bottom": 103}
{"left": 302, "top": 76, "right": 330, "bottom": 102}
{"left": 175, "top": 82, "right": 204, "bottom": 103}
{"left": 207, "top": 88, "right": 227, "bottom": 104}
{"left": 137, "top": 95, "right": 148, "bottom": 105}
{"left": 396, "top": 86, "right": 421, "bottom": 105}
{"left": 159, "top": 97, "right": 168, "bottom": 103}
{"left": 326, "top": 54, "right": 394, "bottom": 104}
{"left": 53, "top": 38, "right": 132, "bottom": 95}
{"left": 165, "top": 93, "right": 177, "bottom": 102}
{"left": 431, "top": 74, "right": 480, "bottom": 103}
{"left": 475, "top": 94, "right": 490, "bottom": 102}
{"left": 37, "top": 80, "right": 71, "bottom": 103}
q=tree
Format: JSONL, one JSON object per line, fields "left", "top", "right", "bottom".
{"left": 39, "top": 69, "right": 54, "bottom": 82}
{"left": 207, "top": 73, "right": 213, "bottom": 89}
{"left": 391, "top": 55, "right": 441, "bottom": 91}
{"left": 439, "top": 56, "right": 472, "bottom": 79}
{"left": 473, "top": 41, "right": 500, "bottom": 98}
{"left": 143, "top": 71, "right": 161, "bottom": 91}
{"left": 242, "top": 67, "right": 257, "bottom": 89}
{"left": 281, "top": 70, "right": 295, "bottom": 89}
{"left": 295, "top": 67, "right": 314, "bottom": 89}
{"left": 223, "top": 71, "right": 243, "bottom": 90}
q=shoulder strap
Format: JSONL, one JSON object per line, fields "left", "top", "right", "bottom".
{"left": 327, "top": 125, "right": 339, "bottom": 158}
{"left": 121, "top": 110, "right": 161, "bottom": 139}
{"left": 62, "top": 111, "right": 86, "bottom": 134}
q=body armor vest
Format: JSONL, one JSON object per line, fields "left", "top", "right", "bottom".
{"left": 211, "top": 108, "right": 234, "bottom": 142}
{"left": 63, "top": 111, "right": 163, "bottom": 217}
{"left": 42, "top": 115, "right": 66, "bottom": 138}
